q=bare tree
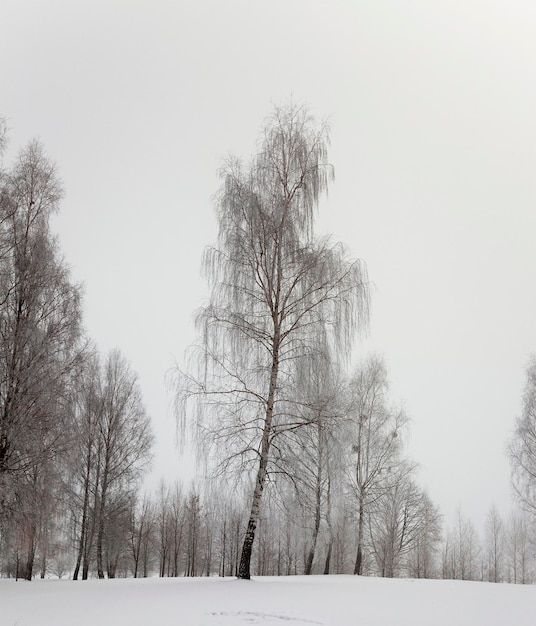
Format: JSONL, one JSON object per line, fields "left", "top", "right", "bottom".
{"left": 154, "top": 480, "right": 189, "bottom": 577}
{"left": 70, "top": 350, "right": 153, "bottom": 579}
{"left": 94, "top": 350, "right": 153, "bottom": 578}
{"left": 71, "top": 352, "right": 102, "bottom": 580}
{"left": 442, "top": 509, "right": 481, "bottom": 581}
{"left": 214, "top": 486, "right": 247, "bottom": 577}
{"left": 155, "top": 480, "right": 172, "bottom": 577}
{"left": 184, "top": 488, "right": 202, "bottom": 577}
{"left": 405, "top": 492, "right": 442, "bottom": 578}
{"left": 345, "top": 355, "right": 408, "bottom": 575}
{"left": 485, "top": 505, "right": 504, "bottom": 583}
{"left": 0, "top": 139, "right": 83, "bottom": 481}
{"left": 367, "top": 470, "right": 427, "bottom": 578}
{"left": 505, "top": 510, "right": 534, "bottom": 584}
{"left": 276, "top": 354, "right": 345, "bottom": 575}
{"left": 176, "top": 103, "right": 369, "bottom": 579}
{"left": 0, "top": 139, "right": 84, "bottom": 579}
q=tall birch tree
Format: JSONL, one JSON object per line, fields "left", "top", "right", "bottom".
{"left": 177, "top": 103, "right": 369, "bottom": 579}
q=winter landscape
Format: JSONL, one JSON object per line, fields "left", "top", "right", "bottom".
{"left": 2, "top": 1, "right": 536, "bottom": 624}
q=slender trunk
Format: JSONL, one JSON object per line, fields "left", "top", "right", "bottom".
{"left": 24, "top": 520, "right": 37, "bottom": 581}
{"left": 305, "top": 421, "right": 323, "bottom": 575}
{"left": 234, "top": 520, "right": 241, "bottom": 576}
{"left": 82, "top": 557, "right": 90, "bottom": 580}
{"left": 323, "top": 464, "right": 333, "bottom": 575}
{"left": 237, "top": 427, "right": 271, "bottom": 579}
{"left": 40, "top": 520, "right": 48, "bottom": 579}
{"left": 132, "top": 516, "right": 143, "bottom": 578}
{"left": 220, "top": 519, "right": 226, "bottom": 577}
{"left": 133, "top": 546, "right": 140, "bottom": 578}
{"left": 73, "top": 526, "right": 84, "bottom": 580}
{"left": 142, "top": 543, "right": 149, "bottom": 578}
{"left": 323, "top": 541, "right": 333, "bottom": 575}
{"left": 107, "top": 555, "right": 117, "bottom": 579}
{"left": 205, "top": 531, "right": 212, "bottom": 576}
{"left": 172, "top": 523, "right": 182, "bottom": 577}
{"left": 73, "top": 458, "right": 92, "bottom": 580}
{"left": 96, "top": 483, "right": 108, "bottom": 579}
{"left": 96, "top": 516, "right": 105, "bottom": 578}
{"left": 277, "top": 534, "right": 282, "bottom": 577}
{"left": 354, "top": 495, "right": 365, "bottom": 575}
{"left": 40, "top": 550, "right": 46, "bottom": 579}
{"left": 160, "top": 542, "right": 167, "bottom": 577}
{"left": 96, "top": 432, "right": 111, "bottom": 580}
{"left": 238, "top": 333, "right": 280, "bottom": 580}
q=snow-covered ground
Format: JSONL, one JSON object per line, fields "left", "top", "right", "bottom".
{"left": 2, "top": 575, "right": 535, "bottom": 626}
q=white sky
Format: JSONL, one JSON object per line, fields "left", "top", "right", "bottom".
{"left": 2, "top": 0, "right": 536, "bottom": 530}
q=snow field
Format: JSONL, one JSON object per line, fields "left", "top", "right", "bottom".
{"left": 1, "top": 575, "right": 535, "bottom": 626}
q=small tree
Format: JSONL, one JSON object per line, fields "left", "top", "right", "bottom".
{"left": 277, "top": 354, "right": 344, "bottom": 575}
{"left": 345, "top": 355, "right": 408, "bottom": 575}
{"left": 406, "top": 492, "right": 442, "bottom": 578}
{"left": 70, "top": 350, "right": 153, "bottom": 579}
{"left": 505, "top": 510, "right": 533, "bottom": 584}
{"left": 485, "top": 505, "right": 504, "bottom": 583}
{"left": 442, "top": 510, "right": 481, "bottom": 581}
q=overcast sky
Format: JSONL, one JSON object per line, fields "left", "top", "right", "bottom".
{"left": 3, "top": 0, "right": 536, "bottom": 530}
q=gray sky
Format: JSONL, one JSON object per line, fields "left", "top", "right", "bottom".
{"left": 3, "top": 0, "right": 536, "bottom": 530}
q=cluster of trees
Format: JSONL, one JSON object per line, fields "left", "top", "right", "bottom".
{"left": 2, "top": 105, "right": 536, "bottom": 585}
{"left": 441, "top": 507, "right": 536, "bottom": 584}
{"left": 4, "top": 467, "right": 535, "bottom": 582}
{"left": 0, "top": 120, "right": 153, "bottom": 580}
{"left": 175, "top": 104, "right": 443, "bottom": 580}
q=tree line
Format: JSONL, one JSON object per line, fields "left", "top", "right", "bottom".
{"left": 1, "top": 107, "right": 536, "bottom": 584}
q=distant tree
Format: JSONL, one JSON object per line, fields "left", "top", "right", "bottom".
{"left": 184, "top": 488, "right": 202, "bottom": 577}
{"left": 442, "top": 510, "right": 481, "bottom": 581}
{"left": 504, "top": 510, "right": 534, "bottom": 584}
{"left": 176, "top": 103, "right": 369, "bottom": 579}
{"left": 155, "top": 480, "right": 172, "bottom": 577}
{"left": 345, "top": 355, "right": 408, "bottom": 575}
{"left": 94, "top": 351, "right": 153, "bottom": 579}
{"left": 168, "top": 483, "right": 186, "bottom": 577}
{"left": 71, "top": 353, "right": 102, "bottom": 580}
{"left": 279, "top": 354, "right": 344, "bottom": 575}
{"left": 215, "top": 489, "right": 246, "bottom": 577}
{"left": 485, "top": 505, "right": 504, "bottom": 583}
{"left": 132, "top": 496, "right": 155, "bottom": 578}
{"left": 368, "top": 471, "right": 426, "bottom": 578}
{"left": 154, "top": 480, "right": 189, "bottom": 577}
{"left": 405, "top": 492, "right": 442, "bottom": 578}
{"left": 70, "top": 350, "right": 153, "bottom": 579}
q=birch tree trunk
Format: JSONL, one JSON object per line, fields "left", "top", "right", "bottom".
{"left": 238, "top": 337, "right": 280, "bottom": 579}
